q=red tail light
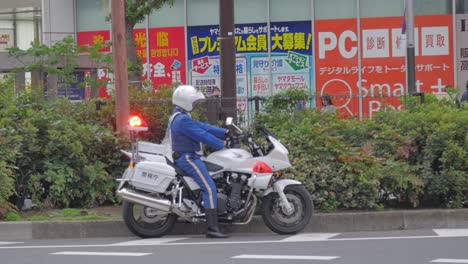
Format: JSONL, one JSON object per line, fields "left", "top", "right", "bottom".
{"left": 253, "top": 162, "right": 273, "bottom": 173}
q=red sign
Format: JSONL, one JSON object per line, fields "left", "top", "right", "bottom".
{"left": 315, "top": 15, "right": 454, "bottom": 118}
{"left": 77, "top": 27, "right": 186, "bottom": 97}
{"left": 191, "top": 56, "right": 211, "bottom": 74}
{"left": 77, "top": 30, "right": 111, "bottom": 52}
{"left": 315, "top": 18, "right": 358, "bottom": 117}
{"left": 144, "top": 27, "right": 186, "bottom": 88}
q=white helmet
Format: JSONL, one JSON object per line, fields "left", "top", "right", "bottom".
{"left": 172, "top": 85, "right": 205, "bottom": 112}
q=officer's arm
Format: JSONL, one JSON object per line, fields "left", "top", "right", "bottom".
{"left": 179, "top": 116, "right": 225, "bottom": 150}
{"left": 194, "top": 121, "right": 227, "bottom": 138}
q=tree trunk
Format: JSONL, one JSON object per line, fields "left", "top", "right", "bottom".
{"left": 15, "top": 71, "right": 25, "bottom": 93}
{"left": 46, "top": 73, "right": 58, "bottom": 100}
{"left": 125, "top": 20, "right": 142, "bottom": 89}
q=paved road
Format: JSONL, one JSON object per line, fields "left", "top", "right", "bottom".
{"left": 1, "top": 229, "right": 467, "bottom": 264}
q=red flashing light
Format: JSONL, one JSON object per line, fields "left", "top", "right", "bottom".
{"left": 127, "top": 116, "right": 148, "bottom": 132}
{"left": 129, "top": 116, "right": 143, "bottom": 127}
{"left": 253, "top": 162, "right": 273, "bottom": 174}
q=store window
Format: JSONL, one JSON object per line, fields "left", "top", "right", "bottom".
{"left": 76, "top": 0, "right": 110, "bottom": 31}
{"left": 360, "top": 0, "right": 404, "bottom": 18}
{"left": 315, "top": 0, "right": 356, "bottom": 19}
{"left": 415, "top": 0, "right": 452, "bottom": 15}
{"left": 187, "top": 0, "right": 219, "bottom": 26}
{"left": 457, "top": 0, "right": 468, "bottom": 14}
{"left": 270, "top": 0, "right": 310, "bottom": 22}
{"left": 149, "top": 0, "right": 184, "bottom": 27}
{"left": 17, "top": 21, "right": 35, "bottom": 50}
{"left": 234, "top": 0, "right": 267, "bottom": 23}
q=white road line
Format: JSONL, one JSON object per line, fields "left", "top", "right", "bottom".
{"left": 0, "top": 242, "right": 23, "bottom": 246}
{"left": 232, "top": 254, "right": 340, "bottom": 260}
{"left": 282, "top": 233, "right": 340, "bottom": 242}
{"left": 2, "top": 232, "right": 468, "bottom": 250}
{"left": 51, "top": 251, "right": 152, "bottom": 257}
{"left": 434, "top": 229, "right": 468, "bottom": 238}
{"left": 431, "top": 259, "right": 468, "bottom": 263}
{"left": 113, "top": 237, "right": 189, "bottom": 246}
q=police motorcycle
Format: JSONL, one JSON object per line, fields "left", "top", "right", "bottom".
{"left": 116, "top": 116, "right": 313, "bottom": 238}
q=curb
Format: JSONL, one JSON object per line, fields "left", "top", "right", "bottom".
{"left": 1, "top": 209, "right": 467, "bottom": 240}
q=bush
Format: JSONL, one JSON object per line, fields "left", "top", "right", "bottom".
{"left": 257, "top": 90, "right": 467, "bottom": 210}
{"left": 5, "top": 212, "right": 21, "bottom": 221}
{"left": 0, "top": 76, "right": 18, "bottom": 217}
{"left": 0, "top": 74, "right": 127, "bottom": 210}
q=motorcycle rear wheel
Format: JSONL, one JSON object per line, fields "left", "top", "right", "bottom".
{"left": 123, "top": 201, "right": 177, "bottom": 238}
{"left": 261, "top": 185, "right": 313, "bottom": 235}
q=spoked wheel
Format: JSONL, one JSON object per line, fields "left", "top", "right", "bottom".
{"left": 261, "top": 185, "right": 313, "bottom": 235}
{"left": 122, "top": 201, "right": 177, "bottom": 238}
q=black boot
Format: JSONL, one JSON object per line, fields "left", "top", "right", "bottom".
{"left": 205, "top": 209, "right": 229, "bottom": 238}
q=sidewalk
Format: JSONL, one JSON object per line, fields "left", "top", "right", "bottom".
{"left": 1, "top": 209, "right": 467, "bottom": 240}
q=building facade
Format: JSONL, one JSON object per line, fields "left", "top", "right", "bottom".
{"left": 1, "top": 0, "right": 468, "bottom": 118}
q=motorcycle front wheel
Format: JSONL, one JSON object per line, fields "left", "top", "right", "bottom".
{"left": 122, "top": 201, "right": 177, "bottom": 238}
{"left": 261, "top": 185, "right": 313, "bottom": 235}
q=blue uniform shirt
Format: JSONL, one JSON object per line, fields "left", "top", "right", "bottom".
{"left": 170, "top": 107, "right": 226, "bottom": 153}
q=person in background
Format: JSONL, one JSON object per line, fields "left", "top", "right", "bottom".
{"left": 206, "top": 86, "right": 222, "bottom": 124}
{"left": 320, "top": 94, "right": 336, "bottom": 115}
{"left": 212, "top": 87, "right": 221, "bottom": 98}
{"left": 460, "top": 81, "right": 468, "bottom": 103}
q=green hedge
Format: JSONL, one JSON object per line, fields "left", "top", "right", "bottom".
{"left": 1, "top": 78, "right": 466, "bottom": 218}
{"left": 0, "top": 75, "right": 127, "bottom": 215}
{"left": 257, "top": 89, "right": 467, "bottom": 210}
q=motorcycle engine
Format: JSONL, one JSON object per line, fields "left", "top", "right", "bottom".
{"left": 215, "top": 172, "right": 250, "bottom": 215}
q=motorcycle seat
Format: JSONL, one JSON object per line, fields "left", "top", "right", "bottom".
{"left": 164, "top": 157, "right": 186, "bottom": 176}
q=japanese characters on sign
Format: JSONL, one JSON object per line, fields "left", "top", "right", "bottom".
{"left": 188, "top": 21, "right": 313, "bottom": 120}
{"left": 0, "top": 29, "right": 14, "bottom": 51}
{"left": 457, "top": 14, "right": 468, "bottom": 93}
{"left": 77, "top": 30, "right": 111, "bottom": 52}
{"left": 138, "top": 27, "right": 186, "bottom": 87}
{"left": 44, "top": 71, "right": 86, "bottom": 101}
{"left": 315, "top": 15, "right": 454, "bottom": 118}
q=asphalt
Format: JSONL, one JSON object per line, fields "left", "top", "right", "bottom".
{"left": 1, "top": 208, "right": 467, "bottom": 240}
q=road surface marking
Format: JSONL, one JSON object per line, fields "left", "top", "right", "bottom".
{"left": 232, "top": 254, "right": 340, "bottom": 260}
{"left": 113, "top": 237, "right": 189, "bottom": 246}
{"left": 0, "top": 242, "right": 23, "bottom": 246}
{"left": 51, "top": 251, "right": 152, "bottom": 257}
{"left": 282, "top": 233, "right": 340, "bottom": 242}
{"left": 2, "top": 232, "right": 468, "bottom": 250}
{"left": 431, "top": 259, "right": 468, "bottom": 263}
{"left": 434, "top": 229, "right": 468, "bottom": 238}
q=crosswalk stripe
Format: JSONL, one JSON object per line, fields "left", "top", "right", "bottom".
{"left": 232, "top": 254, "right": 340, "bottom": 260}
{"left": 51, "top": 251, "right": 152, "bottom": 257}
{"left": 431, "top": 259, "right": 468, "bottom": 263}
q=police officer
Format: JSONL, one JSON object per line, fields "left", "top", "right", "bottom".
{"left": 170, "top": 85, "right": 229, "bottom": 239}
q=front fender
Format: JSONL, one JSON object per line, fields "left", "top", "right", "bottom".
{"left": 262, "top": 179, "right": 302, "bottom": 197}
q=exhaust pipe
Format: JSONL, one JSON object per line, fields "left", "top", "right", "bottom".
{"left": 116, "top": 188, "right": 172, "bottom": 212}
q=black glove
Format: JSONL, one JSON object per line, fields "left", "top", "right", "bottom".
{"left": 225, "top": 129, "right": 236, "bottom": 139}
{"left": 224, "top": 137, "right": 232, "bottom": 149}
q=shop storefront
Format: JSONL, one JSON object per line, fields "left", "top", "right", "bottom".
{"left": 75, "top": 0, "right": 463, "bottom": 119}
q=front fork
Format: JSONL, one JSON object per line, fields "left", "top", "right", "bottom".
{"left": 263, "top": 179, "right": 302, "bottom": 215}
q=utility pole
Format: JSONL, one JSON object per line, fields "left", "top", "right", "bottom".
{"left": 406, "top": 0, "right": 416, "bottom": 95}
{"left": 111, "top": 0, "right": 130, "bottom": 134}
{"left": 219, "top": 0, "right": 237, "bottom": 121}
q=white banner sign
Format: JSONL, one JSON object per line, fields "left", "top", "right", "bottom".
{"left": 0, "top": 29, "right": 13, "bottom": 50}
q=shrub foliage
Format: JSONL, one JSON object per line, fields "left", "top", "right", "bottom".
{"left": 1, "top": 82, "right": 466, "bottom": 218}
